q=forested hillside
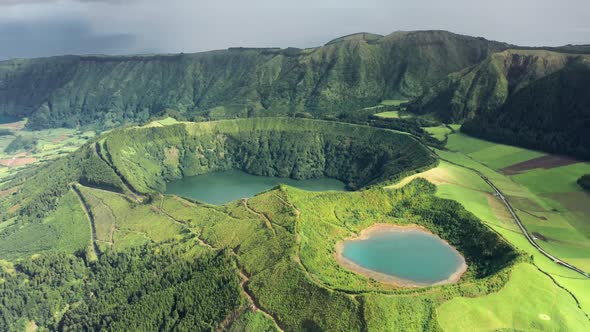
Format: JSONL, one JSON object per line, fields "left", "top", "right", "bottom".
{"left": 408, "top": 50, "right": 590, "bottom": 158}
{"left": 0, "top": 31, "right": 508, "bottom": 129}
{"left": 0, "top": 118, "right": 435, "bottom": 225}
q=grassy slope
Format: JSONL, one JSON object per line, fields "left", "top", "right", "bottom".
{"left": 0, "top": 190, "right": 90, "bottom": 259}
{"left": 438, "top": 263, "right": 589, "bottom": 331}
{"left": 424, "top": 126, "right": 452, "bottom": 142}
{"left": 413, "top": 131, "right": 590, "bottom": 318}
{"left": 408, "top": 49, "right": 590, "bottom": 159}
{"left": 445, "top": 132, "right": 590, "bottom": 271}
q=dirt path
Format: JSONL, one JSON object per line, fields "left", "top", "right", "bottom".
{"left": 242, "top": 198, "right": 276, "bottom": 235}
{"left": 155, "top": 202, "right": 215, "bottom": 250}
{"left": 156, "top": 198, "right": 283, "bottom": 330}
{"left": 94, "top": 142, "right": 143, "bottom": 202}
{"left": 238, "top": 270, "right": 285, "bottom": 332}
{"left": 71, "top": 184, "right": 100, "bottom": 259}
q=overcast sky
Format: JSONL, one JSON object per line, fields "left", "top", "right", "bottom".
{"left": 0, "top": 0, "right": 588, "bottom": 60}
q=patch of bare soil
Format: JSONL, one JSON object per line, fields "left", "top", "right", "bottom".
{"left": 7, "top": 203, "right": 20, "bottom": 214}
{"left": 0, "top": 188, "right": 17, "bottom": 198}
{"left": 51, "top": 135, "right": 68, "bottom": 143}
{"left": 0, "top": 121, "right": 25, "bottom": 130}
{"left": 501, "top": 155, "right": 580, "bottom": 174}
{"left": 385, "top": 167, "right": 451, "bottom": 189}
{"left": 0, "top": 157, "right": 38, "bottom": 167}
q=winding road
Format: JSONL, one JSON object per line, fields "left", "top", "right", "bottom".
{"left": 437, "top": 154, "right": 590, "bottom": 279}
{"left": 395, "top": 126, "right": 590, "bottom": 279}
{"left": 480, "top": 174, "right": 590, "bottom": 278}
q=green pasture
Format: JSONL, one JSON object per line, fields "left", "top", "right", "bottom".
{"left": 381, "top": 99, "right": 408, "bottom": 106}
{"left": 0, "top": 124, "right": 95, "bottom": 181}
{"left": 424, "top": 126, "right": 452, "bottom": 141}
{"left": 513, "top": 162, "right": 590, "bottom": 194}
{"left": 437, "top": 263, "right": 589, "bottom": 331}
{"left": 429, "top": 132, "right": 590, "bottom": 315}
{"left": 446, "top": 132, "right": 544, "bottom": 169}
{"left": 373, "top": 111, "right": 402, "bottom": 118}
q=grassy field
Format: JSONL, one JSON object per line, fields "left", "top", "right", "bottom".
{"left": 446, "top": 132, "right": 545, "bottom": 169}
{"left": 437, "top": 263, "right": 589, "bottom": 331}
{"left": 373, "top": 111, "right": 403, "bottom": 118}
{"left": 407, "top": 130, "right": 590, "bottom": 317}
{"left": 443, "top": 131, "right": 590, "bottom": 270}
{"left": 77, "top": 185, "right": 185, "bottom": 252}
{"left": 424, "top": 125, "right": 453, "bottom": 141}
{"left": 0, "top": 119, "right": 95, "bottom": 181}
{"left": 370, "top": 99, "right": 411, "bottom": 118}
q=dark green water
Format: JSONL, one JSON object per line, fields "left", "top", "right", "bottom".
{"left": 342, "top": 228, "right": 464, "bottom": 285}
{"left": 0, "top": 115, "right": 20, "bottom": 124}
{"left": 165, "top": 169, "right": 347, "bottom": 205}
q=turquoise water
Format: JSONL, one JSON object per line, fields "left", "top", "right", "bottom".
{"left": 165, "top": 169, "right": 347, "bottom": 205}
{"left": 0, "top": 115, "right": 20, "bottom": 124}
{"left": 342, "top": 228, "right": 464, "bottom": 285}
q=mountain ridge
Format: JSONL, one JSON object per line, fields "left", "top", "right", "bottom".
{"left": 407, "top": 49, "right": 590, "bottom": 158}
{"left": 0, "top": 30, "right": 510, "bottom": 129}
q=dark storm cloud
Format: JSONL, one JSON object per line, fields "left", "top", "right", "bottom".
{"left": 0, "top": 20, "right": 138, "bottom": 59}
{"left": 0, "top": 0, "right": 127, "bottom": 5}
{"left": 0, "top": 0, "right": 589, "bottom": 60}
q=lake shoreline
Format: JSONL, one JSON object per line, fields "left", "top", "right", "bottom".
{"left": 334, "top": 223, "right": 468, "bottom": 288}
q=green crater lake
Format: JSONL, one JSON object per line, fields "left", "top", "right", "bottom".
{"left": 338, "top": 226, "right": 466, "bottom": 286}
{"left": 165, "top": 169, "right": 347, "bottom": 205}
{"left": 0, "top": 115, "right": 20, "bottom": 124}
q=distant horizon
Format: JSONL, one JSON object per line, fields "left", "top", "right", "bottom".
{"left": 2, "top": 29, "right": 589, "bottom": 62}
{"left": 1, "top": 0, "right": 589, "bottom": 60}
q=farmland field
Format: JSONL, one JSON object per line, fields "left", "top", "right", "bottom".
{"left": 410, "top": 128, "right": 590, "bottom": 315}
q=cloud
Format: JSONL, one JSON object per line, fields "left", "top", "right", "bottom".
{"left": 0, "top": 0, "right": 127, "bottom": 5}
{"left": 0, "top": 0, "right": 588, "bottom": 60}
{"left": 0, "top": 20, "right": 139, "bottom": 59}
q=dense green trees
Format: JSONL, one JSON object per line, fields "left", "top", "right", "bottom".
{"left": 408, "top": 50, "right": 590, "bottom": 159}
{"left": 462, "top": 62, "right": 590, "bottom": 159}
{"left": 101, "top": 118, "right": 435, "bottom": 193}
{"left": 578, "top": 175, "right": 590, "bottom": 191}
{"left": 0, "top": 144, "right": 124, "bottom": 223}
{"left": 0, "top": 245, "right": 241, "bottom": 331}
{"left": 0, "top": 31, "right": 508, "bottom": 130}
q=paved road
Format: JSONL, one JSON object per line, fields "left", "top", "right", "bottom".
{"left": 480, "top": 174, "right": 590, "bottom": 278}
{"left": 398, "top": 128, "right": 590, "bottom": 279}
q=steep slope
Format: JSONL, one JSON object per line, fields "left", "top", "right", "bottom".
{"left": 462, "top": 59, "right": 590, "bottom": 158}
{"left": 0, "top": 118, "right": 435, "bottom": 225}
{"left": 408, "top": 50, "right": 590, "bottom": 158}
{"left": 0, "top": 30, "right": 508, "bottom": 129}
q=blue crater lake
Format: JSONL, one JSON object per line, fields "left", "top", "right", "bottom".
{"left": 0, "top": 115, "right": 20, "bottom": 124}
{"left": 337, "top": 225, "right": 466, "bottom": 286}
{"left": 165, "top": 169, "right": 347, "bottom": 205}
